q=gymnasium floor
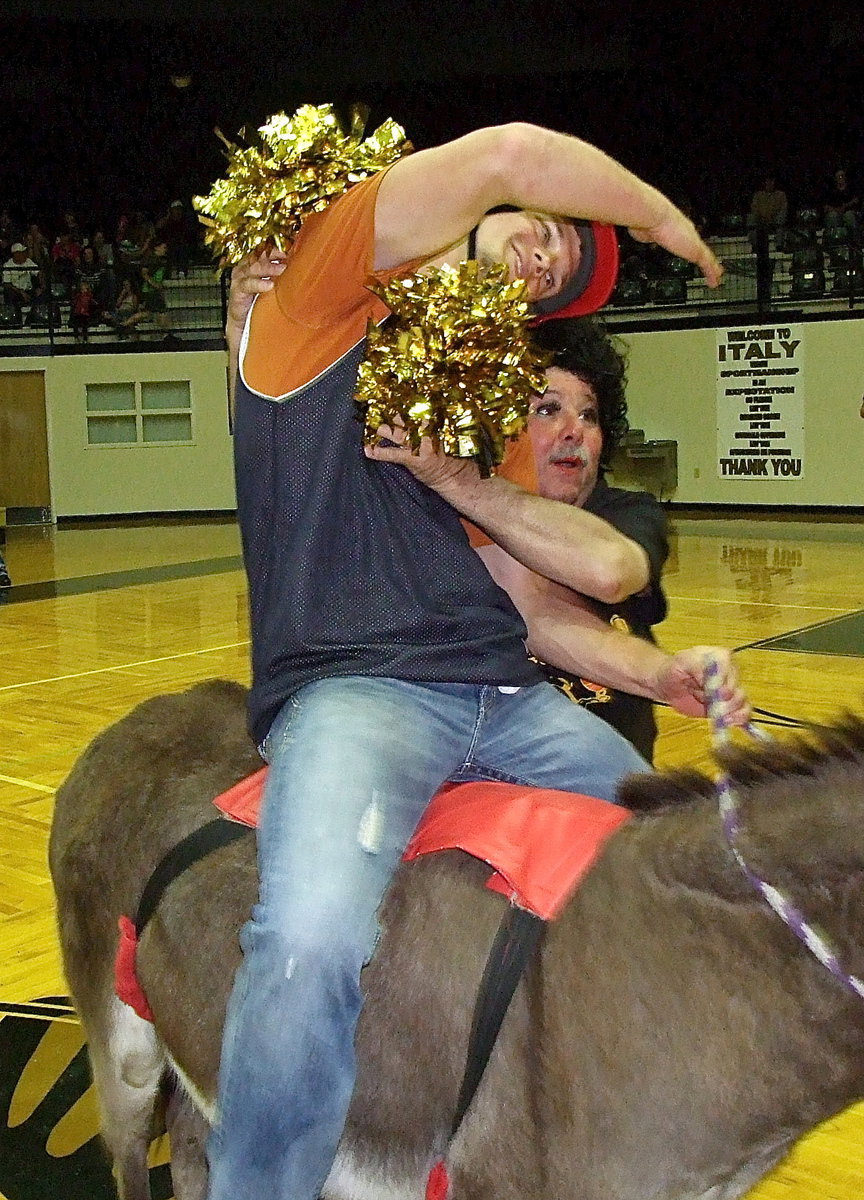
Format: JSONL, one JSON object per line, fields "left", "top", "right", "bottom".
{"left": 1, "top": 511, "right": 864, "bottom": 1200}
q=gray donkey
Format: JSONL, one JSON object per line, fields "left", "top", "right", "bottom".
{"left": 49, "top": 679, "right": 864, "bottom": 1200}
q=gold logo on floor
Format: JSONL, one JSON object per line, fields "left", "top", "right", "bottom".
{"left": 0, "top": 1000, "right": 172, "bottom": 1200}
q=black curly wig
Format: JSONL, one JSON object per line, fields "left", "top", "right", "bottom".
{"left": 530, "top": 317, "right": 630, "bottom": 467}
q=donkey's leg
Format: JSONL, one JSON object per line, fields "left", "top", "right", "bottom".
{"left": 164, "top": 1080, "right": 210, "bottom": 1200}
{"left": 85, "top": 993, "right": 166, "bottom": 1200}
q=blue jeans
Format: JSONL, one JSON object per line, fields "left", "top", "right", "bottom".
{"left": 206, "top": 676, "right": 647, "bottom": 1199}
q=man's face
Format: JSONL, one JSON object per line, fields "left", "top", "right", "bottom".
{"left": 475, "top": 211, "right": 582, "bottom": 303}
{"left": 528, "top": 367, "right": 603, "bottom": 506}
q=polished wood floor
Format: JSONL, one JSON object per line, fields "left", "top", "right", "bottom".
{"left": 1, "top": 512, "right": 864, "bottom": 1199}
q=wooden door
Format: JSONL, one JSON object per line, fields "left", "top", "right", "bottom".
{"left": 0, "top": 371, "right": 50, "bottom": 516}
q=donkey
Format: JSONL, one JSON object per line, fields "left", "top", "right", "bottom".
{"left": 49, "top": 679, "right": 864, "bottom": 1200}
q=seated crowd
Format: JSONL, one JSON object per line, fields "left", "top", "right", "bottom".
{"left": 0, "top": 200, "right": 203, "bottom": 338}
{"left": 746, "top": 165, "right": 862, "bottom": 250}
{"left": 3, "top": 162, "right": 863, "bottom": 333}
{"left": 611, "top": 162, "right": 864, "bottom": 308}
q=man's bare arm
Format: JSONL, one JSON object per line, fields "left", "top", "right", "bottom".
{"left": 530, "top": 605, "right": 749, "bottom": 725}
{"left": 481, "top": 548, "right": 749, "bottom": 725}
{"left": 370, "top": 439, "right": 649, "bottom": 603}
{"left": 373, "top": 123, "right": 722, "bottom": 285}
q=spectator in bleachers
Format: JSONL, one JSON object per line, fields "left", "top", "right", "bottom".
{"left": 70, "top": 280, "right": 98, "bottom": 342}
{"left": 25, "top": 269, "right": 54, "bottom": 328}
{"left": 77, "top": 244, "right": 101, "bottom": 287}
{"left": 103, "top": 276, "right": 143, "bottom": 333}
{"left": 123, "top": 241, "right": 170, "bottom": 333}
{"left": 88, "top": 233, "right": 118, "bottom": 306}
{"left": 115, "top": 212, "right": 145, "bottom": 282}
{"left": 62, "top": 210, "right": 82, "bottom": 240}
{"left": 130, "top": 210, "right": 156, "bottom": 257}
{"left": 115, "top": 212, "right": 132, "bottom": 246}
{"left": 51, "top": 232, "right": 82, "bottom": 295}
{"left": 2, "top": 242, "right": 40, "bottom": 306}
{"left": 25, "top": 222, "right": 50, "bottom": 270}
{"left": 156, "top": 199, "right": 193, "bottom": 277}
{"left": 91, "top": 229, "right": 114, "bottom": 269}
{"left": 71, "top": 246, "right": 107, "bottom": 322}
{"left": 824, "top": 168, "right": 860, "bottom": 233}
{"left": 747, "top": 173, "right": 787, "bottom": 251}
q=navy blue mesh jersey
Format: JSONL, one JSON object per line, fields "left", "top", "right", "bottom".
{"left": 233, "top": 342, "right": 542, "bottom": 744}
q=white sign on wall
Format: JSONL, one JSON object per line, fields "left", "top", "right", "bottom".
{"left": 716, "top": 325, "right": 805, "bottom": 480}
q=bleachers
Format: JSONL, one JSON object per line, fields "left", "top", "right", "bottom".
{"left": 606, "top": 228, "right": 864, "bottom": 324}
{"left": 0, "top": 264, "right": 225, "bottom": 352}
{"left": 4, "top": 226, "right": 864, "bottom": 353}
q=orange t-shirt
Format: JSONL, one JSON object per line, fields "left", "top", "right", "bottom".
{"left": 243, "top": 169, "right": 416, "bottom": 400}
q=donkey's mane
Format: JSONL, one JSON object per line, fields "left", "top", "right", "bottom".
{"left": 718, "top": 713, "right": 864, "bottom": 783}
{"left": 618, "top": 714, "right": 864, "bottom": 811}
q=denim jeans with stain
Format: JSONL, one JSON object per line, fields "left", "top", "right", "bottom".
{"left": 206, "top": 675, "right": 647, "bottom": 1200}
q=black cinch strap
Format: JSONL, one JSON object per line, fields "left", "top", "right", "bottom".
{"left": 134, "top": 818, "right": 252, "bottom": 936}
{"left": 450, "top": 904, "right": 545, "bottom": 1138}
{"left": 467, "top": 225, "right": 478, "bottom": 262}
{"left": 133, "top": 814, "right": 542, "bottom": 1146}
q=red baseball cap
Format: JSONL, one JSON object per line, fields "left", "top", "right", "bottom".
{"left": 530, "top": 220, "right": 619, "bottom": 324}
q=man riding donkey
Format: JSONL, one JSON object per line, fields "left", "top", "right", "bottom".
{"left": 193, "top": 106, "right": 742, "bottom": 1200}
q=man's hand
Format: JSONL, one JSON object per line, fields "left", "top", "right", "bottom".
{"left": 226, "top": 246, "right": 288, "bottom": 348}
{"left": 364, "top": 425, "right": 480, "bottom": 496}
{"left": 628, "top": 209, "right": 724, "bottom": 288}
{"left": 654, "top": 647, "right": 750, "bottom": 724}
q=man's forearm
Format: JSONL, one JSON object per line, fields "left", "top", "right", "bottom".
{"left": 479, "top": 545, "right": 656, "bottom": 693}
{"left": 478, "top": 544, "right": 748, "bottom": 725}
{"left": 438, "top": 470, "right": 649, "bottom": 603}
{"left": 525, "top": 603, "right": 667, "bottom": 701}
{"left": 501, "top": 124, "right": 671, "bottom": 233}
{"left": 374, "top": 124, "right": 722, "bottom": 284}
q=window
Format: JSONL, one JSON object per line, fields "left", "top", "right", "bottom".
{"left": 85, "top": 380, "right": 193, "bottom": 446}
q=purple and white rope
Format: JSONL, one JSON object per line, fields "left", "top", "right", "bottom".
{"left": 704, "top": 654, "right": 864, "bottom": 1002}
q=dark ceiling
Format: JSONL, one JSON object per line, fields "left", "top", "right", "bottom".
{"left": 2, "top": 4, "right": 863, "bottom": 229}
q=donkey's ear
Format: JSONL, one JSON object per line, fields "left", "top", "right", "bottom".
{"left": 617, "top": 768, "right": 713, "bottom": 812}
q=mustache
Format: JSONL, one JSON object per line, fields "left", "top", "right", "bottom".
{"left": 549, "top": 447, "right": 590, "bottom": 466}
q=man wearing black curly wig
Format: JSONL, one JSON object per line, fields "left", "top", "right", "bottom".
{"left": 376, "top": 316, "right": 675, "bottom": 762}
{"left": 504, "top": 318, "right": 669, "bottom": 760}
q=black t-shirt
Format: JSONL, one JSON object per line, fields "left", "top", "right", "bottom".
{"left": 535, "top": 477, "right": 669, "bottom": 762}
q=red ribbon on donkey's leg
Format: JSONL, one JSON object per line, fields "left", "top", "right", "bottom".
{"left": 426, "top": 1159, "right": 450, "bottom": 1200}
{"left": 115, "top": 915, "right": 155, "bottom": 1022}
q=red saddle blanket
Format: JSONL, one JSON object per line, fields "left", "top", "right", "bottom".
{"left": 215, "top": 769, "right": 631, "bottom": 921}
{"left": 116, "top": 772, "right": 630, "bottom": 1023}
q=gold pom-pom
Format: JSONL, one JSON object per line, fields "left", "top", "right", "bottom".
{"left": 193, "top": 103, "right": 412, "bottom": 263}
{"left": 356, "top": 262, "right": 550, "bottom": 472}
